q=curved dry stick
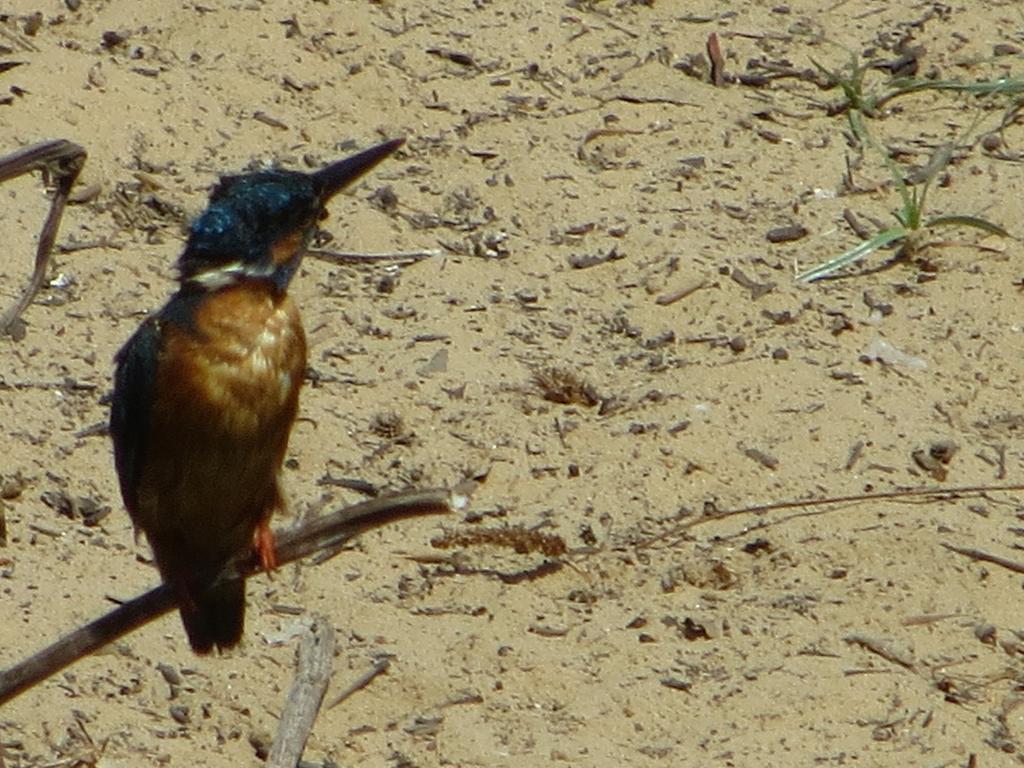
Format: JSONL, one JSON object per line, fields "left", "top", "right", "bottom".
{"left": 0, "top": 486, "right": 461, "bottom": 706}
{"left": 0, "top": 139, "right": 86, "bottom": 335}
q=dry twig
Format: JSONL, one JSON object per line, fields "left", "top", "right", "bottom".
{"left": 327, "top": 656, "right": 391, "bottom": 710}
{"left": 846, "top": 633, "right": 917, "bottom": 671}
{"left": 941, "top": 542, "right": 1024, "bottom": 575}
{"left": 635, "top": 483, "right": 1024, "bottom": 550}
{"left": 307, "top": 248, "right": 439, "bottom": 265}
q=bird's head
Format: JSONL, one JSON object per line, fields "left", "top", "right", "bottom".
{"left": 177, "top": 137, "right": 404, "bottom": 292}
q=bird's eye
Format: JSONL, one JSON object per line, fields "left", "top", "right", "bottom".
{"left": 317, "top": 208, "right": 329, "bottom": 221}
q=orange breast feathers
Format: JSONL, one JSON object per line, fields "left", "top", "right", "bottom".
{"left": 161, "top": 283, "right": 307, "bottom": 440}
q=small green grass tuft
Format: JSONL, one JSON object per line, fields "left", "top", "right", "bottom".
{"left": 797, "top": 69, "right": 1013, "bottom": 283}
{"left": 796, "top": 134, "right": 1010, "bottom": 282}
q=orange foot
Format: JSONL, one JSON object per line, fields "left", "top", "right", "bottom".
{"left": 254, "top": 520, "right": 278, "bottom": 572}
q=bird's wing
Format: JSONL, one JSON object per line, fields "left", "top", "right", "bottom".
{"left": 110, "top": 316, "right": 163, "bottom": 515}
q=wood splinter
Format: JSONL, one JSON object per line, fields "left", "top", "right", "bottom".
{"left": 268, "top": 617, "right": 336, "bottom": 768}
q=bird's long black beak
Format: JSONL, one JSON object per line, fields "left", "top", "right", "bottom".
{"left": 313, "top": 137, "right": 405, "bottom": 200}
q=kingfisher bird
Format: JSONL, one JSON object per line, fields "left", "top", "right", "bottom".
{"left": 110, "top": 137, "right": 404, "bottom": 654}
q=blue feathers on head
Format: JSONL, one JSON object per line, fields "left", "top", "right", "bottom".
{"left": 178, "top": 170, "right": 318, "bottom": 279}
{"left": 173, "top": 138, "right": 405, "bottom": 287}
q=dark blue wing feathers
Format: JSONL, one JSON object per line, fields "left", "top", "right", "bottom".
{"left": 110, "top": 317, "right": 162, "bottom": 515}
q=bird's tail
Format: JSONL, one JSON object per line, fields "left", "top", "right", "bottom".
{"left": 178, "top": 578, "right": 246, "bottom": 654}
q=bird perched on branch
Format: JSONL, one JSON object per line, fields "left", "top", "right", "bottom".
{"left": 110, "top": 138, "right": 404, "bottom": 653}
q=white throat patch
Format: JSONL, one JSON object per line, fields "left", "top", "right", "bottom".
{"left": 185, "top": 262, "right": 275, "bottom": 290}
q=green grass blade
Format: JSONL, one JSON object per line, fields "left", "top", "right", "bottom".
{"left": 890, "top": 77, "right": 1024, "bottom": 97}
{"left": 848, "top": 108, "right": 870, "bottom": 143}
{"left": 923, "top": 214, "right": 1011, "bottom": 238}
{"left": 796, "top": 227, "right": 907, "bottom": 283}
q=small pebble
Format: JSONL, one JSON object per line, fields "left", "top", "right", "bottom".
{"left": 766, "top": 224, "right": 808, "bottom": 243}
{"left": 981, "top": 133, "right": 1002, "bottom": 153}
{"left": 974, "top": 623, "right": 997, "bottom": 645}
{"left": 23, "top": 12, "right": 43, "bottom": 36}
{"left": 157, "top": 662, "right": 182, "bottom": 686}
{"left": 514, "top": 287, "right": 538, "bottom": 304}
{"left": 101, "top": 30, "right": 126, "bottom": 48}
{"left": 377, "top": 273, "right": 399, "bottom": 294}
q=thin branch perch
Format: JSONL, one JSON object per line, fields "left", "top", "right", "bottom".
{"left": 0, "top": 486, "right": 461, "bottom": 706}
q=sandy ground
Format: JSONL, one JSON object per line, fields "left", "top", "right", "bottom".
{"left": 2, "top": 1, "right": 1024, "bottom": 765}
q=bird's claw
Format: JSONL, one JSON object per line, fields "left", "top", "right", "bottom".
{"left": 254, "top": 521, "right": 278, "bottom": 572}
